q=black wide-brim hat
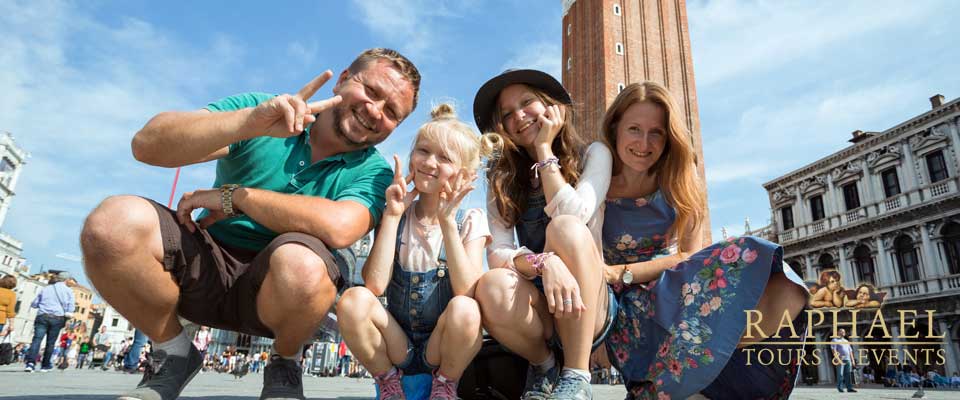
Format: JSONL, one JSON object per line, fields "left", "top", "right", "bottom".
{"left": 473, "top": 69, "right": 572, "bottom": 134}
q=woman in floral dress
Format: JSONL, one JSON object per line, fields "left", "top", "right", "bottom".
{"left": 598, "top": 82, "right": 809, "bottom": 399}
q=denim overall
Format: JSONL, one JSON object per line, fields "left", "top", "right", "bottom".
{"left": 386, "top": 209, "right": 466, "bottom": 375}
{"left": 514, "top": 189, "right": 617, "bottom": 350}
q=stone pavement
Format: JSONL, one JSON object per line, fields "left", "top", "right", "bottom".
{"left": 1, "top": 365, "right": 959, "bottom": 399}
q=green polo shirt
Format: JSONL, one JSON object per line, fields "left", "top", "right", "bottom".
{"left": 202, "top": 92, "right": 392, "bottom": 251}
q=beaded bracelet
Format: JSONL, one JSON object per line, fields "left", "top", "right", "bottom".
{"left": 530, "top": 157, "right": 561, "bottom": 179}
{"left": 524, "top": 252, "right": 555, "bottom": 276}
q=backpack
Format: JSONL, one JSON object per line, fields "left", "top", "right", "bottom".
{"left": 457, "top": 336, "right": 530, "bottom": 400}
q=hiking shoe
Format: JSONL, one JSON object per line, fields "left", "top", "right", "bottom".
{"left": 548, "top": 370, "right": 592, "bottom": 400}
{"left": 116, "top": 346, "right": 203, "bottom": 400}
{"left": 374, "top": 368, "right": 405, "bottom": 400}
{"left": 259, "top": 355, "right": 305, "bottom": 400}
{"left": 430, "top": 369, "right": 458, "bottom": 400}
{"left": 522, "top": 362, "right": 561, "bottom": 400}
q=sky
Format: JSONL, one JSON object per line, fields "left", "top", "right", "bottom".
{"left": 1, "top": 0, "right": 959, "bottom": 295}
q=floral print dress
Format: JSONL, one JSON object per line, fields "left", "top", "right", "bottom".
{"left": 602, "top": 191, "right": 807, "bottom": 400}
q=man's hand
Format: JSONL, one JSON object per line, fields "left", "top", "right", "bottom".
{"left": 243, "top": 71, "right": 343, "bottom": 138}
{"left": 176, "top": 189, "right": 228, "bottom": 233}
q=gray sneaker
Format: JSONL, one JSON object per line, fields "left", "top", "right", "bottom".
{"left": 116, "top": 346, "right": 202, "bottom": 400}
{"left": 548, "top": 370, "right": 592, "bottom": 400}
{"left": 259, "top": 355, "right": 305, "bottom": 400}
{"left": 522, "top": 362, "right": 561, "bottom": 400}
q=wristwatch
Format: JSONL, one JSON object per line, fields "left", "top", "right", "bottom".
{"left": 220, "top": 184, "right": 243, "bottom": 217}
{"left": 621, "top": 264, "right": 633, "bottom": 285}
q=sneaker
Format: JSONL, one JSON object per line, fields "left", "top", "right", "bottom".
{"left": 847, "top": 389, "right": 858, "bottom": 393}
{"left": 39, "top": 367, "right": 53, "bottom": 373}
{"left": 548, "top": 370, "right": 592, "bottom": 400}
{"left": 116, "top": 346, "right": 203, "bottom": 400}
{"left": 523, "top": 362, "right": 561, "bottom": 400}
{"left": 259, "top": 355, "right": 305, "bottom": 400}
{"left": 430, "top": 369, "right": 458, "bottom": 400}
{"left": 24, "top": 363, "right": 34, "bottom": 372}
{"left": 374, "top": 368, "right": 405, "bottom": 400}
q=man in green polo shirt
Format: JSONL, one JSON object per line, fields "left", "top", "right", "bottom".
{"left": 79, "top": 48, "right": 420, "bottom": 400}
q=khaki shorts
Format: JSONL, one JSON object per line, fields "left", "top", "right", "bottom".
{"left": 147, "top": 198, "right": 354, "bottom": 338}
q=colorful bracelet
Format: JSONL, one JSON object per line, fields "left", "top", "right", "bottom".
{"left": 524, "top": 252, "right": 555, "bottom": 276}
{"left": 530, "top": 157, "right": 561, "bottom": 179}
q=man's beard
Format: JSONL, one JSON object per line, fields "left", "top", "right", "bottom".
{"left": 332, "top": 105, "right": 377, "bottom": 148}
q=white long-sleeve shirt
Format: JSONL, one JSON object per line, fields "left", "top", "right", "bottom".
{"left": 486, "top": 142, "right": 612, "bottom": 269}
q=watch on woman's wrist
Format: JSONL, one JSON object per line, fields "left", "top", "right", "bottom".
{"left": 621, "top": 264, "right": 634, "bottom": 285}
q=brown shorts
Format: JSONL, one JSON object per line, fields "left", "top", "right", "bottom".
{"left": 147, "top": 198, "right": 354, "bottom": 338}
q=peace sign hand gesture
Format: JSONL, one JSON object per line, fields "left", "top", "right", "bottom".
{"left": 243, "top": 70, "right": 343, "bottom": 138}
{"left": 438, "top": 169, "right": 477, "bottom": 224}
{"left": 384, "top": 155, "right": 418, "bottom": 218}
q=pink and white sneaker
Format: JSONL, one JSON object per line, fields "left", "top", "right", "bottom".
{"left": 374, "top": 368, "right": 406, "bottom": 400}
{"left": 430, "top": 369, "right": 459, "bottom": 400}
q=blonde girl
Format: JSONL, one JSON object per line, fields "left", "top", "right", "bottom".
{"left": 336, "top": 104, "right": 493, "bottom": 400}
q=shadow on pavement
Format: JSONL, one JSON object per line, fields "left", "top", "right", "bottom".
{"left": 0, "top": 397, "right": 372, "bottom": 400}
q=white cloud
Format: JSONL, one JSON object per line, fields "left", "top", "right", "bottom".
{"left": 0, "top": 0, "right": 243, "bottom": 284}
{"left": 687, "top": 0, "right": 943, "bottom": 87}
{"left": 349, "top": 0, "right": 477, "bottom": 60}
{"left": 499, "top": 41, "right": 562, "bottom": 81}
{"left": 287, "top": 41, "right": 319, "bottom": 65}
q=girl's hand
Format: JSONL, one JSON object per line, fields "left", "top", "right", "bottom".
{"left": 438, "top": 169, "right": 476, "bottom": 224}
{"left": 384, "top": 154, "right": 417, "bottom": 218}
{"left": 534, "top": 104, "right": 565, "bottom": 149}
{"left": 603, "top": 264, "right": 621, "bottom": 285}
{"left": 540, "top": 255, "right": 586, "bottom": 319}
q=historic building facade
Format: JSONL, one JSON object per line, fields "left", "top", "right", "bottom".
{"left": 762, "top": 94, "right": 960, "bottom": 384}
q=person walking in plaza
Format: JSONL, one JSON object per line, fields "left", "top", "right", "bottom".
{"left": 192, "top": 326, "right": 213, "bottom": 367}
{"left": 80, "top": 47, "right": 420, "bottom": 400}
{"left": 92, "top": 325, "right": 111, "bottom": 369}
{"left": 337, "top": 104, "right": 493, "bottom": 400}
{"left": 77, "top": 340, "right": 91, "bottom": 369}
{"left": 831, "top": 328, "right": 857, "bottom": 393}
{"left": 24, "top": 271, "right": 76, "bottom": 372}
{"left": 123, "top": 329, "right": 148, "bottom": 373}
{"left": 596, "top": 82, "right": 809, "bottom": 399}
{"left": 471, "top": 69, "right": 616, "bottom": 400}
{"left": 0, "top": 275, "right": 17, "bottom": 344}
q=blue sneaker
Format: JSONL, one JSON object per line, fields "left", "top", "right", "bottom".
{"left": 548, "top": 370, "right": 592, "bottom": 400}
{"left": 522, "top": 361, "right": 561, "bottom": 400}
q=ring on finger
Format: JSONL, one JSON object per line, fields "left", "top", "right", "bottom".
{"left": 563, "top": 298, "right": 573, "bottom": 305}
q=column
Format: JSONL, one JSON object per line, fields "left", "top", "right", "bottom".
{"left": 920, "top": 223, "right": 942, "bottom": 279}
{"left": 863, "top": 172, "right": 879, "bottom": 215}
{"left": 901, "top": 141, "right": 919, "bottom": 203}
{"left": 948, "top": 120, "right": 960, "bottom": 167}
{"left": 839, "top": 245, "right": 855, "bottom": 287}
{"left": 817, "top": 330, "right": 834, "bottom": 384}
{"left": 875, "top": 236, "right": 893, "bottom": 287}
{"left": 806, "top": 253, "right": 817, "bottom": 281}
{"left": 826, "top": 173, "right": 839, "bottom": 219}
{"left": 795, "top": 190, "right": 807, "bottom": 227}
{"left": 939, "top": 320, "right": 958, "bottom": 376}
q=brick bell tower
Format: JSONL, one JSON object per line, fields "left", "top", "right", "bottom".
{"left": 561, "top": 0, "right": 711, "bottom": 241}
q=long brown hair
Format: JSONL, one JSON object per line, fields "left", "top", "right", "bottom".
{"left": 602, "top": 81, "right": 705, "bottom": 245}
{"left": 485, "top": 85, "right": 586, "bottom": 226}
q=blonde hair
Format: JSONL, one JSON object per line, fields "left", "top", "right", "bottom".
{"left": 484, "top": 85, "right": 585, "bottom": 226}
{"left": 602, "top": 81, "right": 705, "bottom": 245}
{"left": 413, "top": 103, "right": 496, "bottom": 172}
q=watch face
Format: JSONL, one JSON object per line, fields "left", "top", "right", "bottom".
{"left": 623, "top": 269, "right": 633, "bottom": 285}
